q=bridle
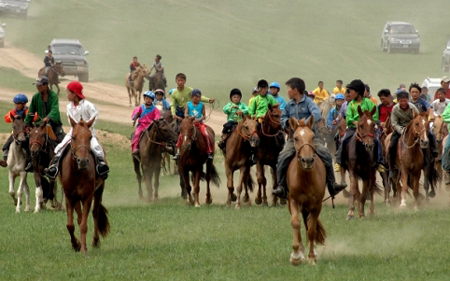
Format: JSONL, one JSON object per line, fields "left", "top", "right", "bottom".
{"left": 146, "top": 120, "right": 175, "bottom": 148}
{"left": 261, "top": 111, "right": 284, "bottom": 138}
{"left": 236, "top": 122, "right": 258, "bottom": 141}
{"left": 433, "top": 121, "right": 448, "bottom": 143}
{"left": 296, "top": 143, "right": 316, "bottom": 159}
{"left": 181, "top": 122, "right": 197, "bottom": 144}
{"left": 355, "top": 117, "right": 375, "bottom": 147}
{"left": 51, "top": 64, "right": 64, "bottom": 76}
{"left": 71, "top": 143, "right": 90, "bottom": 160}
{"left": 12, "top": 128, "right": 28, "bottom": 145}
{"left": 30, "top": 128, "right": 48, "bottom": 152}
{"left": 401, "top": 120, "right": 427, "bottom": 149}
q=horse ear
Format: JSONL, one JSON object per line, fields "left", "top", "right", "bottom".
{"left": 370, "top": 106, "right": 377, "bottom": 117}
{"left": 10, "top": 113, "right": 15, "bottom": 122}
{"left": 86, "top": 117, "right": 95, "bottom": 128}
{"left": 306, "top": 115, "right": 315, "bottom": 129}
{"left": 289, "top": 118, "right": 299, "bottom": 131}
{"left": 189, "top": 116, "right": 196, "bottom": 122}
{"left": 40, "top": 119, "right": 48, "bottom": 129}
{"left": 69, "top": 115, "right": 77, "bottom": 127}
{"left": 268, "top": 103, "right": 273, "bottom": 112}
{"left": 357, "top": 106, "right": 364, "bottom": 117}
{"left": 413, "top": 110, "right": 418, "bottom": 118}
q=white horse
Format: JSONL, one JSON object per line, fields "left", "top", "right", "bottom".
{"left": 7, "top": 115, "right": 30, "bottom": 213}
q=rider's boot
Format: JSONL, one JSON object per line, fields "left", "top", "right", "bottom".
{"left": 24, "top": 157, "right": 33, "bottom": 172}
{"left": 207, "top": 153, "right": 214, "bottom": 160}
{"left": 0, "top": 154, "right": 7, "bottom": 168}
{"left": 96, "top": 156, "right": 110, "bottom": 180}
{"left": 44, "top": 154, "right": 62, "bottom": 179}
{"left": 217, "top": 133, "right": 228, "bottom": 150}
{"left": 173, "top": 148, "right": 180, "bottom": 160}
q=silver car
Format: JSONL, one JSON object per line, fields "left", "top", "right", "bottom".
{"left": 49, "top": 39, "right": 90, "bottom": 82}
{"left": 381, "top": 21, "right": 420, "bottom": 54}
{"left": 0, "top": 0, "right": 30, "bottom": 19}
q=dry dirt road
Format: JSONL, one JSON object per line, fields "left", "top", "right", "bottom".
{"left": 0, "top": 42, "right": 225, "bottom": 133}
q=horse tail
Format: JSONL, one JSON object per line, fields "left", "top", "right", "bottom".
{"left": 307, "top": 216, "right": 327, "bottom": 245}
{"left": 427, "top": 162, "right": 441, "bottom": 191}
{"left": 94, "top": 183, "right": 110, "bottom": 238}
{"left": 210, "top": 164, "right": 221, "bottom": 187}
{"left": 244, "top": 168, "right": 255, "bottom": 192}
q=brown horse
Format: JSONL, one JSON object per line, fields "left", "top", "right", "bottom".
{"left": 132, "top": 119, "right": 178, "bottom": 202}
{"left": 335, "top": 117, "right": 350, "bottom": 198}
{"left": 433, "top": 115, "right": 448, "bottom": 188}
{"left": 255, "top": 104, "right": 285, "bottom": 206}
{"left": 125, "top": 64, "right": 149, "bottom": 107}
{"left": 287, "top": 116, "right": 326, "bottom": 265}
{"left": 178, "top": 117, "right": 220, "bottom": 207}
{"left": 380, "top": 113, "right": 396, "bottom": 205}
{"left": 148, "top": 71, "right": 166, "bottom": 93}
{"left": 38, "top": 61, "right": 65, "bottom": 95}
{"left": 396, "top": 112, "right": 429, "bottom": 210}
{"left": 160, "top": 110, "right": 177, "bottom": 176}
{"left": 29, "top": 121, "right": 61, "bottom": 213}
{"left": 345, "top": 107, "right": 379, "bottom": 220}
{"left": 60, "top": 116, "right": 110, "bottom": 254}
{"left": 224, "top": 114, "right": 259, "bottom": 209}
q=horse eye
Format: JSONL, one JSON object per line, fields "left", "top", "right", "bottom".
{"left": 72, "top": 136, "right": 76, "bottom": 141}
{"left": 294, "top": 137, "right": 298, "bottom": 142}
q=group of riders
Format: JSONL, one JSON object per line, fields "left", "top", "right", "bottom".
{"left": 129, "top": 55, "right": 167, "bottom": 89}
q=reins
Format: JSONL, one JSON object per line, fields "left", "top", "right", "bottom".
{"left": 260, "top": 111, "right": 283, "bottom": 138}
{"left": 401, "top": 125, "right": 425, "bottom": 149}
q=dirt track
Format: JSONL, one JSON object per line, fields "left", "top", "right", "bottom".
{"left": 0, "top": 42, "right": 225, "bottom": 133}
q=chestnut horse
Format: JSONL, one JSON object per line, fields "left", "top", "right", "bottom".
{"left": 178, "top": 117, "right": 220, "bottom": 207}
{"left": 132, "top": 119, "right": 178, "bottom": 202}
{"left": 432, "top": 115, "right": 447, "bottom": 189}
{"left": 125, "top": 64, "right": 149, "bottom": 107}
{"left": 38, "top": 61, "right": 65, "bottom": 95}
{"left": 224, "top": 114, "right": 259, "bottom": 209}
{"left": 29, "top": 121, "right": 61, "bottom": 213}
{"left": 345, "top": 107, "right": 379, "bottom": 220}
{"left": 59, "top": 116, "right": 110, "bottom": 254}
{"left": 287, "top": 116, "right": 326, "bottom": 265}
{"left": 255, "top": 104, "right": 285, "bottom": 206}
{"left": 396, "top": 112, "right": 430, "bottom": 210}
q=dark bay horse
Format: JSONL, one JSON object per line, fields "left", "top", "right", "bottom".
{"left": 336, "top": 117, "right": 351, "bottom": 198}
{"left": 149, "top": 71, "right": 166, "bottom": 93}
{"left": 287, "top": 117, "right": 326, "bottom": 265}
{"left": 60, "top": 116, "right": 110, "bottom": 254}
{"left": 29, "top": 121, "right": 61, "bottom": 213}
{"left": 224, "top": 115, "right": 259, "bottom": 209}
{"left": 178, "top": 117, "right": 220, "bottom": 207}
{"left": 132, "top": 119, "right": 178, "bottom": 202}
{"left": 380, "top": 113, "right": 395, "bottom": 205}
{"left": 38, "top": 61, "right": 65, "bottom": 95}
{"left": 345, "top": 107, "right": 379, "bottom": 220}
{"left": 255, "top": 104, "right": 285, "bottom": 206}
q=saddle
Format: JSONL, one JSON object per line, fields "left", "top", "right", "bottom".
{"left": 45, "top": 125, "right": 57, "bottom": 141}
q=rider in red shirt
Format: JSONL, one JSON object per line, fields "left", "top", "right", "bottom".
{"left": 129, "top": 56, "right": 141, "bottom": 86}
{"left": 377, "top": 89, "right": 396, "bottom": 124}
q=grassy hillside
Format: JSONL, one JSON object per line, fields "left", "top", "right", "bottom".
{"left": 2, "top": 0, "right": 450, "bottom": 105}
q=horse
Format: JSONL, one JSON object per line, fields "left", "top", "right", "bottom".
{"left": 380, "top": 113, "right": 397, "bottom": 205}
{"left": 255, "top": 104, "right": 285, "bottom": 206}
{"left": 344, "top": 106, "right": 379, "bottom": 220}
{"left": 178, "top": 117, "right": 220, "bottom": 207}
{"left": 287, "top": 116, "right": 326, "bottom": 265}
{"left": 395, "top": 111, "right": 430, "bottom": 210}
{"left": 132, "top": 119, "right": 178, "bottom": 202}
{"left": 60, "top": 116, "right": 110, "bottom": 254}
{"left": 319, "top": 94, "right": 335, "bottom": 121}
{"left": 224, "top": 114, "right": 259, "bottom": 209}
{"left": 335, "top": 117, "right": 350, "bottom": 198}
{"left": 38, "top": 61, "right": 65, "bottom": 95}
{"left": 7, "top": 115, "right": 30, "bottom": 212}
{"left": 160, "top": 110, "right": 177, "bottom": 176}
{"left": 432, "top": 115, "right": 448, "bottom": 188}
{"left": 29, "top": 121, "right": 62, "bottom": 213}
{"left": 148, "top": 71, "right": 166, "bottom": 93}
{"left": 125, "top": 64, "right": 149, "bottom": 107}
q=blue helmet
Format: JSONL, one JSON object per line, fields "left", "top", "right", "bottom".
{"left": 143, "top": 90, "right": 155, "bottom": 100}
{"left": 191, "top": 88, "right": 202, "bottom": 97}
{"left": 335, "top": 93, "right": 345, "bottom": 100}
{"left": 13, "top": 93, "right": 28, "bottom": 104}
{"left": 169, "top": 88, "right": 175, "bottom": 95}
{"left": 269, "top": 82, "right": 280, "bottom": 89}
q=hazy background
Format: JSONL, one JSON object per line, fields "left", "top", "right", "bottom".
{"left": 3, "top": 0, "right": 450, "bottom": 105}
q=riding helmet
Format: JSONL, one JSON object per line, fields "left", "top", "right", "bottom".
{"left": 335, "top": 93, "right": 345, "bottom": 100}
{"left": 13, "top": 93, "right": 28, "bottom": 104}
{"left": 143, "top": 90, "right": 155, "bottom": 100}
{"left": 229, "top": 88, "right": 242, "bottom": 100}
{"left": 269, "top": 82, "right": 280, "bottom": 89}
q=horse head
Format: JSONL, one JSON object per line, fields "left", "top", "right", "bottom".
{"left": 356, "top": 106, "right": 376, "bottom": 152}
{"left": 180, "top": 117, "right": 196, "bottom": 151}
{"left": 433, "top": 115, "right": 448, "bottom": 143}
{"left": 54, "top": 61, "right": 65, "bottom": 77}
{"left": 69, "top": 115, "right": 94, "bottom": 170}
{"left": 239, "top": 116, "right": 260, "bottom": 147}
{"left": 409, "top": 111, "right": 429, "bottom": 149}
{"left": 29, "top": 120, "right": 48, "bottom": 157}
{"left": 11, "top": 114, "right": 28, "bottom": 147}
{"left": 265, "top": 104, "right": 282, "bottom": 130}
{"left": 290, "top": 116, "right": 316, "bottom": 170}
{"left": 153, "top": 119, "right": 178, "bottom": 149}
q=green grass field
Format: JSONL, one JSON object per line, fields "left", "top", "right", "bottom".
{"left": 2, "top": 1, "right": 450, "bottom": 280}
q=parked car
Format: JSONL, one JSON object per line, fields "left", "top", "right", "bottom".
{"left": 442, "top": 40, "right": 450, "bottom": 72}
{"left": 0, "top": 0, "right": 30, "bottom": 19}
{"left": 421, "top": 77, "right": 441, "bottom": 99}
{"left": 48, "top": 39, "right": 90, "bottom": 82}
{"left": 381, "top": 21, "right": 420, "bottom": 54}
{"left": 0, "top": 21, "right": 5, "bottom": 48}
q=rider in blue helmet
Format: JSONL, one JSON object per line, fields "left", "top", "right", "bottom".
{"left": 269, "top": 82, "right": 286, "bottom": 110}
{"left": 326, "top": 94, "right": 345, "bottom": 131}
{"left": 143, "top": 90, "right": 155, "bottom": 100}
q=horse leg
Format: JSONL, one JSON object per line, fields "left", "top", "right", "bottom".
{"left": 270, "top": 166, "right": 279, "bottom": 206}
{"left": 346, "top": 172, "right": 358, "bottom": 220}
{"left": 289, "top": 199, "right": 305, "bottom": 265}
{"left": 412, "top": 175, "right": 421, "bottom": 212}
{"left": 8, "top": 172, "right": 17, "bottom": 206}
{"left": 16, "top": 172, "right": 27, "bottom": 212}
{"left": 255, "top": 162, "right": 263, "bottom": 205}
{"left": 51, "top": 180, "right": 60, "bottom": 209}
{"left": 399, "top": 168, "right": 409, "bottom": 208}
{"left": 133, "top": 158, "right": 143, "bottom": 199}
{"left": 66, "top": 198, "right": 81, "bottom": 251}
{"left": 306, "top": 211, "right": 318, "bottom": 265}
{"left": 24, "top": 181, "right": 30, "bottom": 212}
{"left": 34, "top": 174, "right": 44, "bottom": 213}
{"left": 142, "top": 164, "right": 153, "bottom": 203}
{"left": 225, "top": 163, "right": 234, "bottom": 207}
{"left": 79, "top": 195, "right": 94, "bottom": 255}
{"left": 127, "top": 88, "right": 132, "bottom": 107}
{"left": 341, "top": 169, "right": 351, "bottom": 198}
{"left": 183, "top": 169, "right": 193, "bottom": 205}
{"left": 383, "top": 170, "right": 391, "bottom": 206}
{"left": 359, "top": 179, "right": 368, "bottom": 219}
{"left": 194, "top": 169, "right": 201, "bottom": 208}
{"left": 205, "top": 161, "right": 212, "bottom": 205}
{"left": 235, "top": 166, "right": 245, "bottom": 209}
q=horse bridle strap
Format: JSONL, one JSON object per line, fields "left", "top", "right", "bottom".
{"left": 71, "top": 144, "right": 89, "bottom": 159}
{"left": 296, "top": 143, "right": 316, "bottom": 155}
{"left": 237, "top": 124, "right": 257, "bottom": 141}
{"left": 51, "top": 65, "right": 63, "bottom": 75}
{"left": 401, "top": 126, "right": 425, "bottom": 149}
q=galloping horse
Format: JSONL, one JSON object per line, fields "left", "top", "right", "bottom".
{"left": 433, "top": 115, "right": 448, "bottom": 188}
{"left": 60, "top": 117, "right": 110, "bottom": 254}
{"left": 178, "top": 117, "right": 220, "bottom": 207}
{"left": 160, "top": 110, "right": 177, "bottom": 176}
{"left": 126, "top": 65, "right": 149, "bottom": 107}
{"left": 148, "top": 71, "right": 166, "bottom": 93}
{"left": 380, "top": 113, "right": 396, "bottom": 205}
{"left": 255, "top": 104, "right": 284, "bottom": 206}
{"left": 224, "top": 114, "right": 259, "bottom": 209}
{"left": 7, "top": 115, "right": 30, "bottom": 212}
{"left": 287, "top": 117, "right": 326, "bottom": 265}
{"left": 395, "top": 112, "right": 430, "bottom": 210}
{"left": 132, "top": 119, "right": 178, "bottom": 202}
{"left": 345, "top": 107, "right": 379, "bottom": 220}
{"left": 38, "top": 61, "right": 65, "bottom": 95}
{"left": 29, "top": 121, "right": 61, "bottom": 213}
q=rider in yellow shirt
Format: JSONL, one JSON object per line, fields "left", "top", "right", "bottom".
{"left": 333, "top": 79, "right": 346, "bottom": 95}
{"left": 312, "top": 81, "right": 329, "bottom": 104}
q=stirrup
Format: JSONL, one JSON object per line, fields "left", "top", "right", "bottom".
{"left": 45, "top": 166, "right": 59, "bottom": 179}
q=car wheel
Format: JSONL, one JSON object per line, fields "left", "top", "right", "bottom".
{"left": 387, "top": 43, "right": 392, "bottom": 54}
{"left": 78, "top": 73, "right": 89, "bottom": 82}
{"left": 443, "top": 58, "right": 450, "bottom": 72}
{"left": 381, "top": 40, "right": 387, "bottom": 52}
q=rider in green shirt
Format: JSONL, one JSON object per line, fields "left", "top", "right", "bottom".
{"left": 248, "top": 79, "right": 278, "bottom": 122}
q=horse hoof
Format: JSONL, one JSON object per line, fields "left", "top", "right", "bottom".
{"left": 230, "top": 193, "right": 237, "bottom": 202}
{"left": 72, "top": 242, "right": 81, "bottom": 252}
{"left": 195, "top": 203, "right": 201, "bottom": 208}
{"left": 24, "top": 207, "right": 30, "bottom": 212}
{"left": 242, "top": 195, "right": 249, "bottom": 203}
{"left": 308, "top": 258, "right": 317, "bottom": 266}
{"left": 262, "top": 202, "right": 269, "bottom": 207}
{"left": 290, "top": 252, "right": 304, "bottom": 266}
{"left": 280, "top": 198, "right": 287, "bottom": 205}
{"left": 346, "top": 215, "right": 353, "bottom": 221}
{"left": 235, "top": 204, "right": 241, "bottom": 210}
{"left": 414, "top": 206, "right": 419, "bottom": 212}
{"left": 205, "top": 197, "right": 213, "bottom": 205}
{"left": 16, "top": 208, "right": 21, "bottom": 213}
{"left": 92, "top": 238, "right": 100, "bottom": 248}
{"left": 255, "top": 198, "right": 262, "bottom": 205}
{"left": 385, "top": 200, "right": 391, "bottom": 206}
{"left": 429, "top": 190, "right": 436, "bottom": 198}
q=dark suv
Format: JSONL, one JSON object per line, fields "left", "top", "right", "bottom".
{"left": 442, "top": 40, "right": 450, "bottom": 72}
{"left": 381, "top": 21, "right": 420, "bottom": 54}
{"left": 49, "top": 39, "right": 90, "bottom": 82}
{"left": 0, "top": 0, "right": 30, "bottom": 19}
